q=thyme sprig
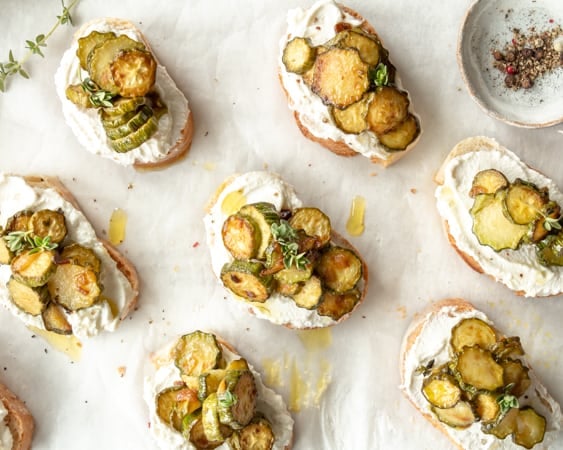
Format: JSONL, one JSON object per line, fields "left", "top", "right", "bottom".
{"left": 3, "top": 231, "right": 58, "bottom": 254}
{"left": 0, "top": 0, "right": 79, "bottom": 92}
{"left": 81, "top": 77, "right": 115, "bottom": 108}
{"left": 543, "top": 215, "right": 562, "bottom": 232}
{"left": 218, "top": 390, "right": 237, "bottom": 408}
{"left": 271, "top": 220, "right": 309, "bottom": 270}
{"left": 369, "top": 62, "right": 389, "bottom": 87}
{"left": 497, "top": 392, "right": 519, "bottom": 416}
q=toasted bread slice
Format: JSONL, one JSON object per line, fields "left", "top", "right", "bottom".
{"left": 55, "top": 18, "right": 193, "bottom": 170}
{"left": 203, "top": 171, "right": 368, "bottom": 329}
{"left": 435, "top": 136, "right": 563, "bottom": 297}
{"left": 400, "top": 298, "right": 563, "bottom": 449}
{"left": 0, "top": 174, "right": 139, "bottom": 346}
{"left": 279, "top": 1, "right": 421, "bottom": 167}
{"left": 145, "top": 332, "right": 293, "bottom": 450}
{"left": 0, "top": 381, "right": 34, "bottom": 450}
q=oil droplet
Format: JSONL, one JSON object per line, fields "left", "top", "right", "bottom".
{"left": 109, "top": 208, "right": 127, "bottom": 246}
{"left": 297, "top": 328, "right": 332, "bottom": 352}
{"left": 203, "top": 162, "right": 216, "bottom": 171}
{"left": 289, "top": 358, "right": 307, "bottom": 413}
{"left": 262, "top": 358, "right": 282, "bottom": 387}
{"left": 314, "top": 359, "right": 332, "bottom": 405}
{"left": 346, "top": 195, "right": 365, "bottom": 236}
{"left": 102, "top": 296, "right": 119, "bottom": 319}
{"left": 29, "top": 326, "right": 82, "bottom": 361}
{"left": 221, "top": 189, "right": 246, "bottom": 216}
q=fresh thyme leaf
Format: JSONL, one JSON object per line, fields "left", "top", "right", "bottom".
{"left": 369, "top": 63, "right": 389, "bottom": 87}
{"left": 3, "top": 231, "right": 58, "bottom": 254}
{"left": 81, "top": 77, "right": 115, "bottom": 108}
{"left": 4, "top": 231, "right": 32, "bottom": 253}
{"left": 497, "top": 393, "right": 519, "bottom": 416}
{"left": 544, "top": 216, "right": 562, "bottom": 231}
{"left": 271, "top": 220, "right": 310, "bottom": 269}
{"left": 218, "top": 390, "right": 237, "bottom": 408}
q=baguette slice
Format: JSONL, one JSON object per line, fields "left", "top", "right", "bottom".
{"left": 203, "top": 172, "right": 368, "bottom": 329}
{"left": 144, "top": 332, "right": 294, "bottom": 450}
{"left": 435, "top": 136, "right": 563, "bottom": 297}
{"left": 400, "top": 298, "right": 563, "bottom": 449}
{"left": 0, "top": 174, "right": 139, "bottom": 349}
{"left": 279, "top": 0, "right": 421, "bottom": 167}
{"left": 55, "top": 18, "right": 193, "bottom": 170}
{"left": 0, "top": 381, "right": 34, "bottom": 450}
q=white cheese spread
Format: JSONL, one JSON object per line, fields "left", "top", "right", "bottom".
{"left": 400, "top": 305, "right": 563, "bottom": 449}
{"left": 0, "top": 174, "right": 135, "bottom": 339}
{"left": 0, "top": 400, "right": 13, "bottom": 450}
{"left": 144, "top": 337, "right": 293, "bottom": 450}
{"left": 280, "top": 0, "right": 413, "bottom": 161}
{"left": 203, "top": 171, "right": 338, "bottom": 328}
{"left": 435, "top": 143, "right": 563, "bottom": 297}
{"left": 54, "top": 19, "right": 190, "bottom": 166}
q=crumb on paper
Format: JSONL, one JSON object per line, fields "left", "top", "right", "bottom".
{"left": 397, "top": 305, "right": 407, "bottom": 319}
{"left": 192, "top": 241, "right": 200, "bottom": 248}
{"left": 127, "top": 183, "right": 134, "bottom": 190}
{"left": 410, "top": 188, "right": 417, "bottom": 194}
{"left": 370, "top": 171, "right": 377, "bottom": 177}
{"left": 117, "top": 366, "right": 127, "bottom": 377}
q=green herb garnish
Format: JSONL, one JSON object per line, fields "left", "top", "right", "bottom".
{"left": 369, "top": 62, "right": 389, "bottom": 87}
{"left": 3, "top": 231, "right": 57, "bottom": 254}
{"left": 218, "top": 390, "right": 237, "bottom": 408}
{"left": 497, "top": 391, "right": 519, "bottom": 416}
{"left": 0, "top": 0, "right": 80, "bottom": 92}
{"left": 271, "top": 220, "right": 309, "bottom": 270}
{"left": 543, "top": 215, "right": 562, "bottom": 232}
{"left": 81, "top": 77, "right": 115, "bottom": 108}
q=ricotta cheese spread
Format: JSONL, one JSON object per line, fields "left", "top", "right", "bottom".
{"left": 0, "top": 174, "right": 136, "bottom": 339}
{"left": 400, "top": 305, "right": 563, "bottom": 449}
{"left": 203, "top": 171, "right": 338, "bottom": 328}
{"left": 435, "top": 145, "right": 563, "bottom": 297}
{"left": 144, "top": 337, "right": 294, "bottom": 450}
{"left": 0, "top": 400, "right": 13, "bottom": 450}
{"left": 54, "top": 19, "right": 190, "bottom": 166}
{"left": 280, "top": 0, "right": 415, "bottom": 161}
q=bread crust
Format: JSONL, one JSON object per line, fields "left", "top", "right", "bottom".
{"left": 400, "top": 298, "right": 562, "bottom": 449}
{"left": 279, "top": 3, "right": 421, "bottom": 167}
{"left": 61, "top": 18, "right": 193, "bottom": 170}
{"left": 19, "top": 175, "right": 139, "bottom": 325}
{"left": 0, "top": 381, "right": 34, "bottom": 450}
{"left": 205, "top": 173, "right": 368, "bottom": 329}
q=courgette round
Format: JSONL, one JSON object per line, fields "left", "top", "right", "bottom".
{"left": 110, "top": 48, "right": 156, "bottom": 97}
{"left": 377, "top": 113, "right": 419, "bottom": 151}
{"left": 101, "top": 97, "right": 146, "bottom": 117}
{"left": 431, "top": 401, "right": 475, "bottom": 429}
{"left": 109, "top": 115, "right": 158, "bottom": 153}
{"left": 469, "top": 169, "right": 509, "bottom": 198}
{"left": 421, "top": 372, "right": 461, "bottom": 409}
{"left": 60, "top": 243, "right": 101, "bottom": 274}
{"left": 174, "top": 331, "right": 223, "bottom": 377}
{"left": 289, "top": 207, "right": 331, "bottom": 247}
{"left": 47, "top": 263, "right": 101, "bottom": 310}
{"left": 222, "top": 213, "right": 261, "bottom": 260}
{"left": 316, "top": 288, "right": 360, "bottom": 321}
{"left": 11, "top": 249, "right": 56, "bottom": 287}
{"left": 504, "top": 180, "right": 548, "bottom": 225}
{"left": 217, "top": 370, "right": 257, "bottom": 430}
{"left": 450, "top": 317, "right": 497, "bottom": 354}
{"left": 29, "top": 209, "right": 67, "bottom": 244}
{"left": 104, "top": 105, "right": 153, "bottom": 140}
{"left": 316, "top": 246, "right": 362, "bottom": 293}
{"left": 455, "top": 346, "right": 504, "bottom": 391}
{"left": 282, "top": 37, "right": 317, "bottom": 74}
{"left": 76, "top": 30, "right": 117, "bottom": 70}
{"left": 238, "top": 203, "right": 280, "bottom": 259}
{"left": 7, "top": 277, "right": 50, "bottom": 316}
{"left": 220, "top": 260, "right": 273, "bottom": 302}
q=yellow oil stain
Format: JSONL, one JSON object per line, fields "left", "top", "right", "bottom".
{"left": 289, "top": 358, "right": 307, "bottom": 413}
{"left": 346, "top": 195, "right": 366, "bottom": 236}
{"left": 313, "top": 359, "right": 332, "bottom": 406}
{"left": 102, "top": 296, "right": 119, "bottom": 319}
{"left": 203, "top": 162, "right": 216, "bottom": 171}
{"left": 29, "top": 326, "right": 82, "bottom": 362}
{"left": 108, "top": 208, "right": 127, "bottom": 246}
{"left": 262, "top": 358, "right": 282, "bottom": 388}
{"left": 221, "top": 189, "right": 246, "bottom": 216}
{"left": 297, "top": 328, "right": 332, "bottom": 352}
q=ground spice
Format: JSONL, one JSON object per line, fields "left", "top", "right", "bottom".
{"left": 491, "top": 25, "right": 562, "bottom": 90}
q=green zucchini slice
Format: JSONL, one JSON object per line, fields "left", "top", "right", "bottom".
{"left": 330, "top": 93, "right": 373, "bottom": 135}
{"left": 29, "top": 209, "right": 67, "bottom": 244}
{"left": 450, "top": 317, "right": 497, "bottom": 354}
{"left": 109, "top": 115, "right": 159, "bottom": 153}
{"left": 198, "top": 369, "right": 227, "bottom": 401}
{"left": 174, "top": 331, "right": 222, "bottom": 377}
{"left": 513, "top": 407, "right": 546, "bottom": 449}
{"left": 316, "top": 246, "right": 362, "bottom": 293}
{"left": 377, "top": 114, "right": 419, "bottom": 151}
{"left": 238, "top": 203, "right": 280, "bottom": 259}
{"left": 189, "top": 417, "right": 231, "bottom": 450}
{"left": 484, "top": 407, "right": 519, "bottom": 439}
{"left": 222, "top": 214, "right": 261, "bottom": 260}
{"left": 432, "top": 401, "right": 475, "bottom": 429}
{"left": 273, "top": 262, "right": 313, "bottom": 284}
{"left": 316, "top": 288, "right": 360, "bottom": 321}
{"left": 501, "top": 359, "right": 531, "bottom": 397}
{"left": 11, "top": 249, "right": 56, "bottom": 287}
{"left": 504, "top": 180, "right": 548, "bottom": 225}
{"left": 76, "top": 30, "right": 117, "bottom": 70}
{"left": 282, "top": 37, "right": 316, "bottom": 74}
{"left": 492, "top": 336, "right": 525, "bottom": 360}
{"left": 328, "top": 29, "right": 382, "bottom": 66}
{"left": 473, "top": 393, "right": 500, "bottom": 424}
{"left": 60, "top": 243, "right": 101, "bottom": 274}
{"left": 220, "top": 260, "right": 273, "bottom": 302}
{"left": 47, "top": 263, "right": 101, "bottom": 310}
{"left": 536, "top": 232, "right": 563, "bottom": 267}
{"left": 42, "top": 302, "right": 72, "bottom": 335}
{"left": 7, "top": 277, "right": 49, "bottom": 316}
{"left": 289, "top": 207, "right": 331, "bottom": 247}
{"left": 469, "top": 169, "right": 509, "bottom": 198}
{"left": 291, "top": 275, "right": 322, "bottom": 310}
{"left": 101, "top": 97, "right": 146, "bottom": 117}
{"left": 156, "top": 386, "right": 201, "bottom": 432}
{"left": 217, "top": 370, "right": 257, "bottom": 430}
{"left": 421, "top": 372, "right": 461, "bottom": 409}
{"left": 65, "top": 84, "right": 95, "bottom": 109}
{"left": 530, "top": 202, "right": 561, "bottom": 243}
{"left": 455, "top": 346, "right": 504, "bottom": 391}
{"left": 202, "top": 393, "right": 224, "bottom": 443}
{"left": 104, "top": 105, "right": 153, "bottom": 140}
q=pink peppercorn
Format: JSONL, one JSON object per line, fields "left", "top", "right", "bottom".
{"left": 506, "top": 65, "right": 517, "bottom": 75}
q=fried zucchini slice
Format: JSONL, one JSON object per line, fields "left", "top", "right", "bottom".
{"left": 60, "top": 243, "right": 101, "bottom": 274}
{"left": 202, "top": 393, "right": 225, "bottom": 442}
{"left": 504, "top": 180, "right": 548, "bottom": 225}
{"left": 484, "top": 407, "right": 519, "bottom": 438}
{"left": 328, "top": 29, "right": 381, "bottom": 65}
{"left": 198, "top": 369, "right": 227, "bottom": 401}
{"left": 101, "top": 96, "right": 146, "bottom": 117}
{"left": 536, "top": 232, "right": 563, "bottom": 266}
{"left": 103, "top": 105, "right": 153, "bottom": 140}
{"left": 432, "top": 401, "right": 475, "bottom": 429}
{"left": 174, "top": 331, "right": 223, "bottom": 377}
{"left": 76, "top": 30, "right": 117, "bottom": 70}
{"left": 0, "top": 237, "right": 14, "bottom": 264}
{"left": 377, "top": 114, "right": 419, "bottom": 151}
{"left": 109, "top": 115, "right": 159, "bottom": 153}
{"left": 311, "top": 47, "right": 370, "bottom": 109}
{"left": 289, "top": 207, "right": 331, "bottom": 247}
{"left": 273, "top": 262, "right": 313, "bottom": 284}
{"left": 65, "top": 84, "right": 95, "bottom": 109}
{"left": 330, "top": 92, "right": 373, "bottom": 134}
{"left": 474, "top": 393, "right": 500, "bottom": 424}
{"left": 221, "top": 260, "right": 273, "bottom": 302}
{"left": 469, "top": 169, "right": 509, "bottom": 198}
{"left": 501, "top": 359, "right": 531, "bottom": 397}
{"left": 531, "top": 202, "right": 561, "bottom": 243}
{"left": 492, "top": 336, "right": 525, "bottom": 360}
{"left": 110, "top": 48, "right": 156, "bottom": 97}
{"left": 450, "top": 317, "right": 497, "bottom": 354}
{"left": 291, "top": 275, "right": 322, "bottom": 310}
{"left": 29, "top": 209, "right": 67, "bottom": 244}
{"left": 238, "top": 203, "right": 280, "bottom": 259}
{"left": 238, "top": 416, "right": 275, "bottom": 450}
{"left": 47, "top": 263, "right": 101, "bottom": 310}
{"left": 366, "top": 86, "right": 409, "bottom": 135}
{"left": 156, "top": 386, "right": 201, "bottom": 432}
{"left": 87, "top": 34, "right": 146, "bottom": 93}
{"left": 513, "top": 407, "right": 546, "bottom": 449}
{"left": 282, "top": 37, "right": 316, "bottom": 74}
{"left": 316, "top": 288, "right": 360, "bottom": 320}
{"left": 226, "top": 359, "right": 250, "bottom": 372}
{"left": 7, "top": 277, "right": 49, "bottom": 316}
{"left": 11, "top": 249, "right": 56, "bottom": 287}
{"left": 42, "top": 302, "right": 72, "bottom": 335}
{"left": 456, "top": 346, "right": 504, "bottom": 391}
{"left": 422, "top": 372, "right": 461, "bottom": 409}
{"left": 316, "top": 246, "right": 362, "bottom": 293}
{"left": 470, "top": 191, "right": 529, "bottom": 251}
{"left": 189, "top": 417, "right": 231, "bottom": 450}
{"left": 275, "top": 280, "right": 301, "bottom": 296}
{"left": 5, "top": 210, "right": 32, "bottom": 233}
{"left": 217, "top": 370, "right": 257, "bottom": 430}
{"left": 222, "top": 214, "right": 261, "bottom": 260}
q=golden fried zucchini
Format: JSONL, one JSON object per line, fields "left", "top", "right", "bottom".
{"left": 157, "top": 386, "right": 202, "bottom": 432}
{"left": 316, "top": 288, "right": 360, "bottom": 320}
{"left": 484, "top": 407, "right": 519, "bottom": 439}
{"left": 65, "top": 84, "right": 95, "bottom": 108}
{"left": 222, "top": 214, "right": 261, "bottom": 260}
{"left": 311, "top": 47, "right": 370, "bottom": 109}
{"left": 492, "top": 336, "right": 525, "bottom": 360}
{"left": 110, "top": 49, "right": 156, "bottom": 97}
{"left": 174, "top": 331, "right": 223, "bottom": 377}
{"left": 11, "top": 249, "right": 56, "bottom": 287}
{"left": 0, "top": 237, "right": 13, "bottom": 264}
{"left": 328, "top": 29, "right": 381, "bottom": 66}
{"left": 29, "top": 209, "right": 67, "bottom": 243}
{"left": 504, "top": 180, "right": 548, "bottom": 225}
{"left": 316, "top": 246, "right": 362, "bottom": 293}
{"left": 199, "top": 370, "right": 227, "bottom": 401}
{"left": 60, "top": 243, "right": 101, "bottom": 274}
{"left": 238, "top": 416, "right": 275, "bottom": 450}
{"left": 7, "top": 277, "right": 49, "bottom": 316}
{"left": 431, "top": 401, "right": 475, "bottom": 429}
{"left": 530, "top": 202, "right": 561, "bottom": 243}
{"left": 421, "top": 372, "right": 461, "bottom": 409}
{"left": 282, "top": 37, "right": 317, "bottom": 74}
{"left": 217, "top": 370, "right": 257, "bottom": 430}
{"left": 330, "top": 92, "right": 373, "bottom": 134}
{"left": 469, "top": 169, "right": 509, "bottom": 198}
{"left": 455, "top": 346, "right": 504, "bottom": 391}
{"left": 366, "top": 86, "right": 409, "bottom": 135}
{"left": 289, "top": 207, "right": 331, "bottom": 247}
{"left": 536, "top": 232, "right": 563, "bottom": 267}
{"left": 109, "top": 115, "right": 159, "bottom": 153}
{"left": 238, "top": 203, "right": 280, "bottom": 259}
{"left": 513, "top": 407, "right": 546, "bottom": 449}
{"left": 291, "top": 275, "right": 322, "bottom": 310}
{"left": 473, "top": 393, "right": 500, "bottom": 424}
{"left": 5, "top": 210, "right": 32, "bottom": 233}
{"left": 76, "top": 30, "right": 117, "bottom": 70}
{"left": 42, "top": 302, "right": 72, "bottom": 335}
{"left": 501, "top": 359, "right": 531, "bottom": 397}
{"left": 376, "top": 114, "right": 419, "bottom": 151}
{"left": 450, "top": 317, "right": 497, "bottom": 354}
{"left": 47, "top": 263, "right": 101, "bottom": 310}
{"left": 221, "top": 260, "right": 273, "bottom": 302}
{"left": 202, "top": 393, "right": 225, "bottom": 442}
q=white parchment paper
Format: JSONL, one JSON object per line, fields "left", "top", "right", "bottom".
{"left": 0, "top": 1, "right": 562, "bottom": 449}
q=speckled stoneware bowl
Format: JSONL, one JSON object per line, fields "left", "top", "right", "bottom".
{"left": 458, "top": 0, "right": 563, "bottom": 128}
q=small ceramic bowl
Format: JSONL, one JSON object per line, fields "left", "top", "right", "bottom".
{"left": 458, "top": 0, "right": 563, "bottom": 128}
